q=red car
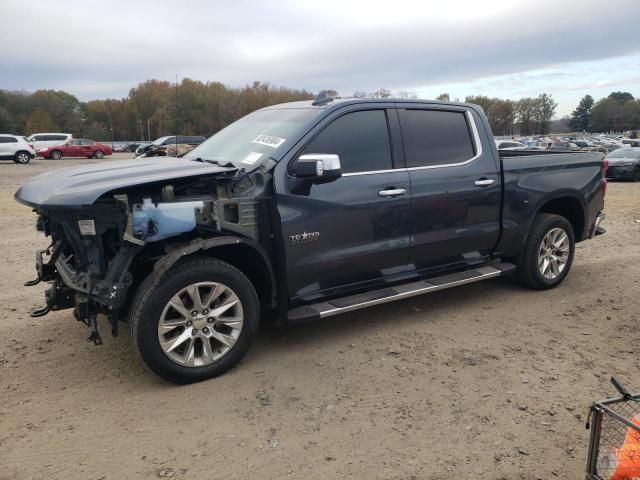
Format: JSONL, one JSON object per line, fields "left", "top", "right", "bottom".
{"left": 37, "top": 139, "right": 113, "bottom": 159}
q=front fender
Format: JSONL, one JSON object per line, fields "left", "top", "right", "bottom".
{"left": 152, "top": 235, "right": 278, "bottom": 304}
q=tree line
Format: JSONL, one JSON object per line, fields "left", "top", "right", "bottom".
{"left": 0, "top": 80, "right": 313, "bottom": 141}
{"left": 568, "top": 92, "right": 640, "bottom": 133}
{"left": 1, "top": 79, "right": 637, "bottom": 141}
{"left": 433, "top": 93, "right": 558, "bottom": 136}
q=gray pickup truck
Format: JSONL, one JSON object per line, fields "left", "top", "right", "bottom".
{"left": 16, "top": 96, "right": 606, "bottom": 383}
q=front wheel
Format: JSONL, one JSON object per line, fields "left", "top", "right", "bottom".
{"left": 516, "top": 213, "right": 575, "bottom": 290}
{"left": 93, "top": 150, "right": 104, "bottom": 159}
{"left": 13, "top": 151, "right": 31, "bottom": 164}
{"left": 50, "top": 150, "right": 62, "bottom": 160}
{"left": 130, "top": 256, "right": 260, "bottom": 383}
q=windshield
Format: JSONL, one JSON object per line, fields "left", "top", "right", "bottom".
{"left": 184, "top": 108, "right": 318, "bottom": 168}
{"left": 153, "top": 136, "right": 172, "bottom": 146}
{"left": 607, "top": 148, "right": 640, "bottom": 159}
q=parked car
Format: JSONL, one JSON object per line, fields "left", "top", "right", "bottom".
{"left": 37, "top": 139, "right": 113, "bottom": 159}
{"left": 0, "top": 134, "right": 35, "bottom": 164}
{"left": 550, "top": 142, "right": 579, "bottom": 151}
{"left": 136, "top": 136, "right": 206, "bottom": 156}
{"left": 112, "top": 144, "right": 127, "bottom": 152}
{"left": 138, "top": 144, "right": 198, "bottom": 158}
{"left": 25, "top": 133, "right": 72, "bottom": 150}
{"left": 495, "top": 140, "right": 527, "bottom": 150}
{"left": 128, "top": 142, "right": 150, "bottom": 153}
{"left": 604, "top": 147, "right": 640, "bottom": 181}
{"left": 15, "top": 97, "right": 606, "bottom": 383}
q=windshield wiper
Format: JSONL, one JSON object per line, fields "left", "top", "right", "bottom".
{"left": 191, "top": 157, "right": 236, "bottom": 168}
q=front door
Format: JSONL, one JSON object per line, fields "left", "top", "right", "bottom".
{"left": 275, "top": 107, "right": 411, "bottom": 301}
{"left": 397, "top": 106, "right": 502, "bottom": 271}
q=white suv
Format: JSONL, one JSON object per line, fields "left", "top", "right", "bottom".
{"left": 25, "top": 133, "right": 72, "bottom": 150}
{"left": 0, "top": 135, "right": 36, "bottom": 164}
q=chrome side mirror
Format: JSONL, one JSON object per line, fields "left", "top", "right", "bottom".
{"left": 292, "top": 154, "right": 342, "bottom": 182}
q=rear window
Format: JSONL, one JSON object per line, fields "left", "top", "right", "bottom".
{"left": 399, "top": 109, "right": 475, "bottom": 168}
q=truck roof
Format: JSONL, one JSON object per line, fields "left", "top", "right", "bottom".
{"left": 263, "top": 98, "right": 481, "bottom": 112}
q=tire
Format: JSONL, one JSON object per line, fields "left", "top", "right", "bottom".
{"left": 129, "top": 256, "right": 260, "bottom": 383}
{"left": 633, "top": 166, "right": 640, "bottom": 182}
{"left": 93, "top": 150, "right": 104, "bottom": 159}
{"left": 516, "top": 213, "right": 575, "bottom": 290}
{"left": 13, "top": 151, "right": 31, "bottom": 164}
{"left": 50, "top": 150, "right": 62, "bottom": 160}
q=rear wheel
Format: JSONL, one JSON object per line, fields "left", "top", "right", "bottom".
{"left": 93, "top": 150, "right": 104, "bottom": 159}
{"left": 517, "top": 213, "right": 575, "bottom": 290}
{"left": 13, "top": 151, "right": 31, "bottom": 164}
{"left": 50, "top": 150, "right": 62, "bottom": 160}
{"left": 130, "top": 256, "right": 259, "bottom": 383}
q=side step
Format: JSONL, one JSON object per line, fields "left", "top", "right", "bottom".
{"left": 287, "top": 262, "right": 516, "bottom": 324}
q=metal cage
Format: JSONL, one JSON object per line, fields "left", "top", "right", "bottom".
{"left": 586, "top": 379, "right": 640, "bottom": 479}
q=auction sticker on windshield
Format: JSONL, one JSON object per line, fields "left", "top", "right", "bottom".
{"left": 252, "top": 134, "right": 286, "bottom": 148}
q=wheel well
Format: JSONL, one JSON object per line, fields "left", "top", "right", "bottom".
{"left": 538, "top": 197, "right": 586, "bottom": 241}
{"left": 201, "top": 244, "right": 275, "bottom": 308}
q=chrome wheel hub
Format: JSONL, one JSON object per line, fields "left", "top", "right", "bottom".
{"left": 537, "top": 227, "right": 570, "bottom": 280}
{"left": 157, "top": 282, "right": 244, "bottom": 367}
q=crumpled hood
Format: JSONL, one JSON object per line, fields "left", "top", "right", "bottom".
{"left": 15, "top": 157, "right": 236, "bottom": 208}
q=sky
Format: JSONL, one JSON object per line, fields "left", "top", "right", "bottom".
{"left": 1, "top": 0, "right": 639, "bottom": 117}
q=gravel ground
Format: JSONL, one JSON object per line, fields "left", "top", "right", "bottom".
{"left": 1, "top": 155, "right": 638, "bottom": 479}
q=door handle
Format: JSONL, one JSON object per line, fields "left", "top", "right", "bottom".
{"left": 378, "top": 188, "right": 407, "bottom": 197}
{"left": 474, "top": 179, "right": 495, "bottom": 187}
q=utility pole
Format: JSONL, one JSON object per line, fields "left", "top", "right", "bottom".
{"left": 147, "top": 119, "right": 151, "bottom": 141}
{"left": 138, "top": 119, "right": 144, "bottom": 141}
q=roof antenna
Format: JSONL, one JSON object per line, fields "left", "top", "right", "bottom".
{"left": 312, "top": 90, "right": 334, "bottom": 106}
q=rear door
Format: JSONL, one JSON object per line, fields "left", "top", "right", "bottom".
{"left": 397, "top": 105, "right": 501, "bottom": 271}
{"left": 275, "top": 106, "right": 411, "bottom": 301}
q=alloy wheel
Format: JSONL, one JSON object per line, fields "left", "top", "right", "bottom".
{"left": 157, "top": 281, "right": 244, "bottom": 367}
{"left": 537, "top": 227, "right": 570, "bottom": 280}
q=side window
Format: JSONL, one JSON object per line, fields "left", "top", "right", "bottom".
{"left": 7, "top": 137, "right": 18, "bottom": 143}
{"left": 0, "top": 137, "right": 9, "bottom": 143}
{"left": 33, "top": 135, "right": 46, "bottom": 141}
{"left": 399, "top": 109, "right": 476, "bottom": 168}
{"left": 302, "top": 110, "right": 393, "bottom": 174}
{"left": 163, "top": 137, "right": 176, "bottom": 145}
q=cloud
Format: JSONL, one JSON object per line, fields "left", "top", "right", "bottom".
{"left": 0, "top": 0, "right": 639, "bottom": 101}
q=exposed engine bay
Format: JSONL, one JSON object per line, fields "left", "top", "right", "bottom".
{"left": 25, "top": 161, "right": 276, "bottom": 345}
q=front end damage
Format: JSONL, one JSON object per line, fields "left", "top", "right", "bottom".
{"left": 17, "top": 160, "right": 275, "bottom": 345}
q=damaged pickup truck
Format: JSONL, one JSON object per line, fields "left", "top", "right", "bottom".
{"left": 16, "top": 96, "right": 607, "bottom": 383}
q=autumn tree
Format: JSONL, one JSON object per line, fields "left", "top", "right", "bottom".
{"left": 436, "top": 93, "right": 450, "bottom": 101}
{"left": 25, "top": 108, "right": 59, "bottom": 132}
{"left": 533, "top": 93, "right": 557, "bottom": 135}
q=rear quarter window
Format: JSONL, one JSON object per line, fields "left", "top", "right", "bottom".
{"left": 399, "top": 109, "right": 476, "bottom": 167}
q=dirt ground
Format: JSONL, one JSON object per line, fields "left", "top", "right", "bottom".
{"left": 1, "top": 155, "right": 638, "bottom": 480}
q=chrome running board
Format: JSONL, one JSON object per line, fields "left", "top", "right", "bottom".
{"left": 287, "top": 262, "right": 516, "bottom": 323}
